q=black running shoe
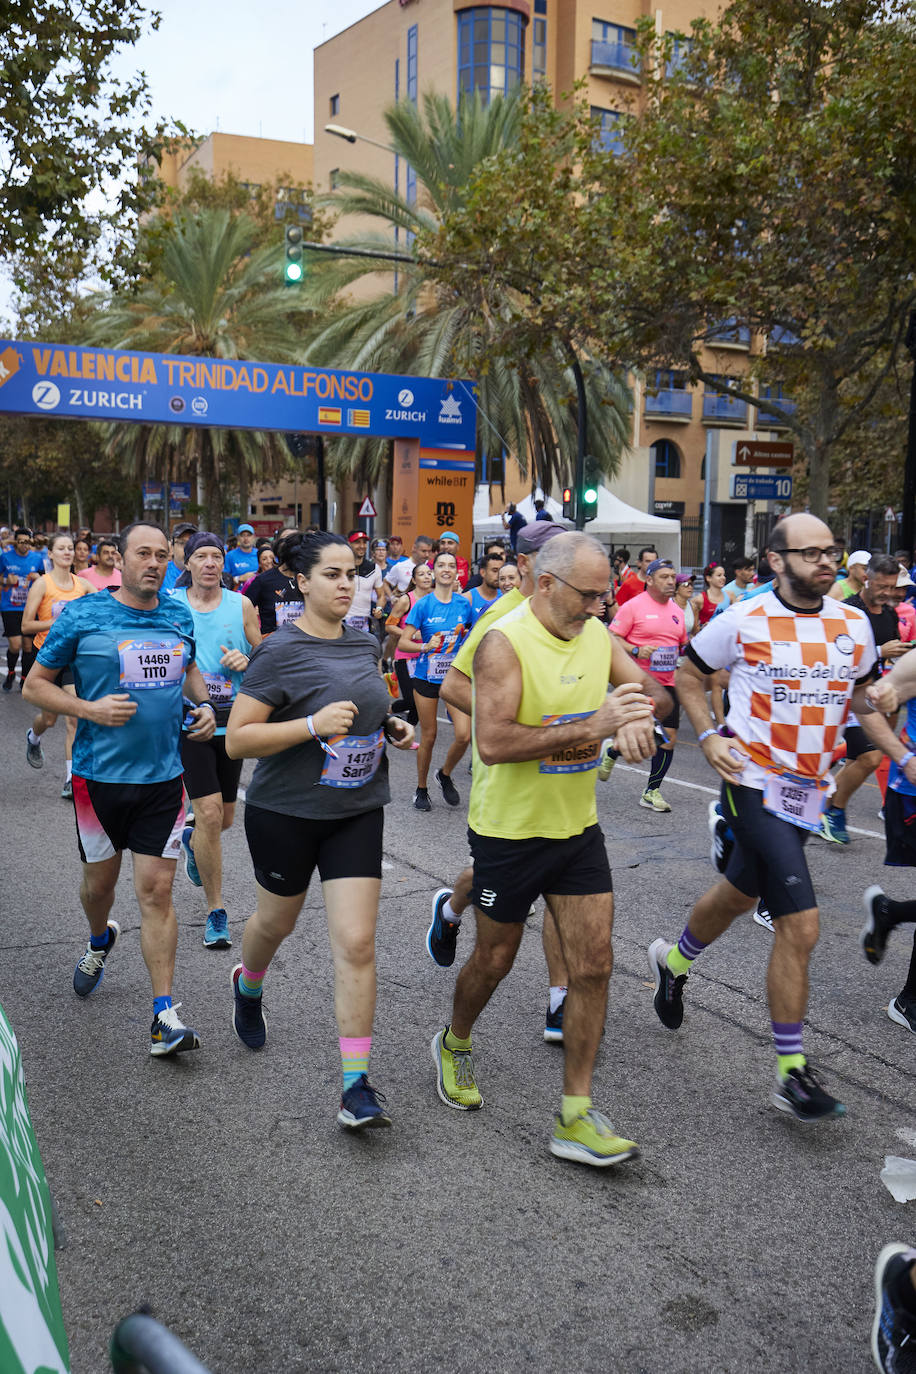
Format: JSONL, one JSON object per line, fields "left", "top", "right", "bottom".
{"left": 337, "top": 1074, "right": 392, "bottom": 1129}
{"left": 771, "top": 1062, "right": 845, "bottom": 1121}
{"left": 231, "top": 964, "right": 267, "bottom": 1049}
{"left": 544, "top": 993, "right": 566, "bottom": 1043}
{"left": 414, "top": 787, "right": 432, "bottom": 812}
{"left": 888, "top": 995, "right": 916, "bottom": 1034}
{"left": 707, "top": 800, "right": 734, "bottom": 875}
{"left": 2, "top": 671, "right": 14, "bottom": 692}
{"left": 73, "top": 921, "right": 120, "bottom": 997}
{"left": 871, "top": 1243, "right": 916, "bottom": 1373}
{"left": 647, "top": 938, "right": 687, "bottom": 1030}
{"left": 436, "top": 768, "right": 460, "bottom": 807}
{"left": 862, "top": 885, "right": 895, "bottom": 966}
{"left": 427, "top": 888, "right": 459, "bottom": 967}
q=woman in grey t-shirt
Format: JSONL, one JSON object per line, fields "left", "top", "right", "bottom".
{"left": 226, "top": 532, "right": 415, "bottom": 1130}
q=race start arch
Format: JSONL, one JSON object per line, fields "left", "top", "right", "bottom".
{"left": 0, "top": 339, "right": 478, "bottom": 544}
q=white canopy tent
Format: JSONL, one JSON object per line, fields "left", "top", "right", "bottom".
{"left": 474, "top": 488, "right": 681, "bottom": 565}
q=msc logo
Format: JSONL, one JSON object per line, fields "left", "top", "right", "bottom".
{"left": 32, "top": 381, "right": 60, "bottom": 410}
{"left": 436, "top": 501, "right": 456, "bottom": 528}
{"left": 439, "top": 394, "right": 462, "bottom": 424}
{"left": 398, "top": 388, "right": 414, "bottom": 407}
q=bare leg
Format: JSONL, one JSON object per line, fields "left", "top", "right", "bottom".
{"left": 450, "top": 909, "right": 525, "bottom": 1040}
{"left": 685, "top": 878, "right": 756, "bottom": 946}
{"left": 187, "top": 792, "right": 233, "bottom": 910}
{"left": 414, "top": 691, "right": 438, "bottom": 788}
{"left": 832, "top": 750, "right": 881, "bottom": 810}
{"left": 132, "top": 853, "right": 181, "bottom": 999}
{"left": 80, "top": 854, "right": 123, "bottom": 939}
{"left": 324, "top": 877, "right": 381, "bottom": 1037}
{"left": 442, "top": 704, "right": 470, "bottom": 777}
{"left": 240, "top": 885, "right": 307, "bottom": 973}
{"left": 447, "top": 865, "right": 474, "bottom": 915}
{"left": 542, "top": 904, "right": 568, "bottom": 986}
{"left": 545, "top": 892, "right": 614, "bottom": 1097}
{"left": 766, "top": 907, "right": 819, "bottom": 1023}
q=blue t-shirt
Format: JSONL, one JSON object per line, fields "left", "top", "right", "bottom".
{"left": 225, "top": 548, "right": 259, "bottom": 582}
{"left": 37, "top": 590, "right": 196, "bottom": 783}
{"left": 161, "top": 561, "right": 183, "bottom": 594}
{"left": 405, "top": 592, "right": 471, "bottom": 684}
{"left": 468, "top": 585, "right": 501, "bottom": 626}
{"left": 889, "top": 696, "right": 916, "bottom": 797}
{"left": 0, "top": 549, "right": 44, "bottom": 611}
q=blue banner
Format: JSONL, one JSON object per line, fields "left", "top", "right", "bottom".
{"left": 0, "top": 340, "right": 477, "bottom": 450}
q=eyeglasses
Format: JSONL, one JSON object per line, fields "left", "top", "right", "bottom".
{"left": 777, "top": 546, "right": 842, "bottom": 564}
{"left": 549, "top": 572, "right": 609, "bottom": 604}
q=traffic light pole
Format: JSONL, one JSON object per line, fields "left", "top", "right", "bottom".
{"left": 571, "top": 352, "right": 586, "bottom": 531}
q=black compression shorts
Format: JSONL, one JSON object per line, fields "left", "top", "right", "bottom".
{"left": 181, "top": 733, "right": 243, "bottom": 804}
{"left": 720, "top": 782, "right": 816, "bottom": 918}
{"left": 244, "top": 804, "right": 384, "bottom": 896}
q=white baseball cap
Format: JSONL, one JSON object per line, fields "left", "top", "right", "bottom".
{"left": 847, "top": 549, "right": 872, "bottom": 569}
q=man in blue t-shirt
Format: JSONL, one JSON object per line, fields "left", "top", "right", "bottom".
{"left": 24, "top": 522, "right": 217, "bottom": 1059}
{"left": 224, "top": 523, "right": 259, "bottom": 587}
{"left": 160, "top": 521, "right": 197, "bottom": 593}
{"left": 0, "top": 528, "right": 44, "bottom": 690}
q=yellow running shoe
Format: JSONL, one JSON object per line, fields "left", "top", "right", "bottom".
{"left": 431, "top": 1028, "right": 482, "bottom": 1110}
{"left": 550, "top": 1108, "right": 639, "bottom": 1167}
{"left": 639, "top": 788, "right": 671, "bottom": 813}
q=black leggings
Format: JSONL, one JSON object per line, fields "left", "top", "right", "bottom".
{"left": 394, "top": 658, "right": 418, "bottom": 725}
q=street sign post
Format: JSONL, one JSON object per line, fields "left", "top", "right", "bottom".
{"left": 733, "top": 440, "right": 794, "bottom": 468}
{"left": 730, "top": 473, "right": 793, "bottom": 501}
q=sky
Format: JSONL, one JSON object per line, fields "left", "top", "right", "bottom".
{"left": 111, "top": 0, "right": 386, "bottom": 144}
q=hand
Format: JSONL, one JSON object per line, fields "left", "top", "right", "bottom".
{"left": 427, "top": 632, "right": 445, "bottom": 652}
{"left": 592, "top": 682, "right": 655, "bottom": 736}
{"left": 386, "top": 717, "right": 416, "bottom": 749}
{"left": 613, "top": 717, "right": 658, "bottom": 763}
{"left": 88, "top": 693, "right": 138, "bottom": 727}
{"left": 186, "top": 705, "right": 216, "bottom": 740}
{"left": 867, "top": 679, "right": 899, "bottom": 713}
{"left": 700, "top": 733, "right": 749, "bottom": 782}
{"left": 313, "top": 699, "right": 358, "bottom": 737}
{"left": 903, "top": 756, "right": 916, "bottom": 787}
{"left": 636, "top": 645, "right": 655, "bottom": 661}
{"left": 882, "top": 640, "right": 909, "bottom": 659}
{"left": 219, "top": 644, "right": 249, "bottom": 673}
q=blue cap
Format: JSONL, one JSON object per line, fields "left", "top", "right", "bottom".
{"left": 439, "top": 531, "right": 459, "bottom": 544}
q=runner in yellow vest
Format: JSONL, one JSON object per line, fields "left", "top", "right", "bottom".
{"left": 431, "top": 532, "right": 664, "bottom": 1167}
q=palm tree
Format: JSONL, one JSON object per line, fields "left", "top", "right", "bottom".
{"left": 303, "top": 91, "right": 631, "bottom": 492}
{"left": 86, "top": 208, "right": 309, "bottom": 526}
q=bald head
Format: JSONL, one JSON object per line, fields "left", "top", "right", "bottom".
{"left": 769, "top": 513, "right": 833, "bottom": 554}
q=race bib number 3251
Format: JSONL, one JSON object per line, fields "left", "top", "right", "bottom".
{"left": 118, "top": 639, "right": 184, "bottom": 689}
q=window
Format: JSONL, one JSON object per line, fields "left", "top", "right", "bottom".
{"left": 665, "top": 34, "right": 692, "bottom": 77}
{"left": 329, "top": 168, "right": 340, "bottom": 190}
{"left": 652, "top": 439, "right": 682, "bottom": 479}
{"left": 533, "top": 5, "right": 546, "bottom": 82}
{"left": 329, "top": 93, "right": 340, "bottom": 116}
{"left": 590, "top": 107, "right": 624, "bottom": 155}
{"left": 590, "top": 20, "right": 638, "bottom": 76}
{"left": 457, "top": 8, "right": 526, "bottom": 104}
{"left": 407, "top": 24, "right": 418, "bottom": 103}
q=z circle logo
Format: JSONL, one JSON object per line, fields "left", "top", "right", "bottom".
{"left": 32, "top": 382, "right": 60, "bottom": 410}
{"left": 834, "top": 633, "right": 855, "bottom": 655}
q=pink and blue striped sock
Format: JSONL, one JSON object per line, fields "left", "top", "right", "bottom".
{"left": 238, "top": 965, "right": 266, "bottom": 998}
{"left": 340, "top": 1036, "right": 372, "bottom": 1091}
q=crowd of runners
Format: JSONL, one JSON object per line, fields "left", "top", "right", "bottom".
{"left": 4, "top": 512, "right": 916, "bottom": 1365}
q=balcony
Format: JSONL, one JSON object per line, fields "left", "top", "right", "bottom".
{"left": 706, "top": 319, "right": 751, "bottom": 350}
{"left": 756, "top": 388, "right": 797, "bottom": 429}
{"left": 590, "top": 39, "right": 641, "bottom": 84}
{"left": 702, "top": 390, "right": 748, "bottom": 425}
{"left": 644, "top": 388, "right": 692, "bottom": 422}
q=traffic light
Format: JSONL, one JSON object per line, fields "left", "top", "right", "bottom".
{"left": 562, "top": 486, "right": 575, "bottom": 521}
{"left": 284, "top": 225, "right": 304, "bottom": 284}
{"left": 581, "top": 455, "right": 601, "bottom": 522}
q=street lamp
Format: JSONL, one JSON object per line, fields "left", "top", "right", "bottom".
{"left": 324, "top": 124, "right": 396, "bottom": 154}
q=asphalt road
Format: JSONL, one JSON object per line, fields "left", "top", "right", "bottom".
{"left": 2, "top": 682, "right": 914, "bottom": 1373}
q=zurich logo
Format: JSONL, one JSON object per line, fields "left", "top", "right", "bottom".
{"left": 32, "top": 382, "right": 60, "bottom": 410}
{"left": 398, "top": 388, "right": 414, "bottom": 407}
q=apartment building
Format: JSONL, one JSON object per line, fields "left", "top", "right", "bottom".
{"left": 315, "top": 0, "right": 794, "bottom": 562}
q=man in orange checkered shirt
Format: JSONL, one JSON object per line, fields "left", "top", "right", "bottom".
{"left": 646, "top": 514, "right": 877, "bottom": 1122}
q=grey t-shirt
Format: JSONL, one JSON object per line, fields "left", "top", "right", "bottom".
{"left": 240, "top": 622, "right": 391, "bottom": 819}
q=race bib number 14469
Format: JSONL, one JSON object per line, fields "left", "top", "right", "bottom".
{"left": 118, "top": 639, "right": 184, "bottom": 690}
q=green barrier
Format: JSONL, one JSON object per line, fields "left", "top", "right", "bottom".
{"left": 0, "top": 999, "right": 70, "bottom": 1374}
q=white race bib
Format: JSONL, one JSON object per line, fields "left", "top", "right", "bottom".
{"left": 202, "top": 672, "right": 233, "bottom": 707}
{"left": 9, "top": 582, "right": 26, "bottom": 607}
{"left": 649, "top": 645, "right": 678, "bottom": 674}
{"left": 427, "top": 652, "right": 456, "bottom": 683}
{"left": 118, "top": 639, "right": 184, "bottom": 690}
{"left": 275, "top": 601, "right": 303, "bottom": 627}
{"left": 762, "top": 770, "right": 828, "bottom": 832}
{"left": 346, "top": 615, "right": 371, "bottom": 634}
{"left": 319, "top": 729, "right": 385, "bottom": 788}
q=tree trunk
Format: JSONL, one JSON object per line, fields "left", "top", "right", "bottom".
{"left": 806, "top": 377, "right": 839, "bottom": 522}
{"left": 237, "top": 451, "right": 249, "bottom": 526}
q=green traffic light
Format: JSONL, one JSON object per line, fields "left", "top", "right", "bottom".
{"left": 285, "top": 261, "right": 303, "bottom": 283}
{"left": 584, "top": 486, "right": 598, "bottom": 502}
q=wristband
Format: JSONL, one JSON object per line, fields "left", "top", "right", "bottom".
{"left": 899, "top": 750, "right": 915, "bottom": 769}
{"left": 631, "top": 646, "right": 638, "bottom": 657}
{"left": 195, "top": 701, "right": 216, "bottom": 714}
{"left": 697, "top": 728, "right": 716, "bottom": 744}
{"left": 306, "top": 714, "right": 318, "bottom": 740}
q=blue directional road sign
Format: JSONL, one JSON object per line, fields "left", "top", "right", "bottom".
{"left": 730, "top": 473, "right": 793, "bottom": 501}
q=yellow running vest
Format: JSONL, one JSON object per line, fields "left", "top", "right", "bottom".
{"left": 468, "top": 601, "right": 611, "bottom": 840}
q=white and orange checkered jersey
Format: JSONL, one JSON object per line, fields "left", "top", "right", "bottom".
{"left": 687, "top": 589, "right": 877, "bottom": 790}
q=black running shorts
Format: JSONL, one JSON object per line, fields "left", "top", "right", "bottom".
{"left": 844, "top": 724, "right": 880, "bottom": 761}
{"left": 467, "top": 823, "right": 612, "bottom": 924}
{"left": 244, "top": 804, "right": 384, "bottom": 896}
{"left": 720, "top": 782, "right": 817, "bottom": 919}
{"left": 660, "top": 686, "right": 680, "bottom": 731}
{"left": 883, "top": 788, "right": 916, "bottom": 868}
{"left": 72, "top": 775, "right": 186, "bottom": 864}
{"left": 412, "top": 677, "right": 441, "bottom": 700}
{"left": 181, "top": 733, "right": 243, "bottom": 804}
{"left": 1, "top": 610, "right": 23, "bottom": 638}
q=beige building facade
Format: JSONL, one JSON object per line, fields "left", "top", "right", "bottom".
{"left": 315, "top": 0, "right": 793, "bottom": 564}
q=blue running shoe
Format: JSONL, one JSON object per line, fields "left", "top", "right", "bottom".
{"left": 544, "top": 992, "right": 566, "bottom": 1043}
{"left": 871, "top": 1243, "right": 916, "bottom": 1373}
{"left": 818, "top": 805, "right": 849, "bottom": 845}
{"left": 337, "top": 1074, "right": 392, "bottom": 1129}
{"left": 181, "top": 825, "right": 202, "bottom": 886}
{"left": 427, "top": 888, "right": 459, "bottom": 966}
{"left": 149, "top": 1004, "right": 200, "bottom": 1057}
{"left": 203, "top": 908, "right": 231, "bottom": 949}
{"left": 73, "top": 921, "right": 120, "bottom": 998}
{"left": 231, "top": 964, "right": 266, "bottom": 1049}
